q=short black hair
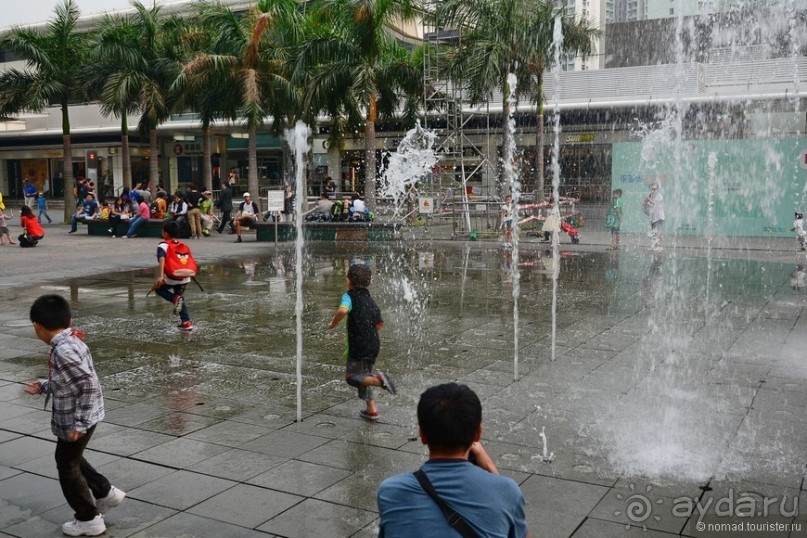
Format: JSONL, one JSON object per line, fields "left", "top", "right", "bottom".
{"left": 163, "top": 220, "right": 180, "bottom": 238}
{"left": 30, "top": 294, "right": 71, "bottom": 330}
{"left": 613, "top": 189, "right": 623, "bottom": 196}
{"left": 417, "top": 383, "right": 482, "bottom": 451}
{"left": 347, "top": 264, "right": 372, "bottom": 288}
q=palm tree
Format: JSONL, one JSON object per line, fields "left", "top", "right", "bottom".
{"left": 431, "top": 0, "right": 599, "bottom": 199}
{"left": 86, "top": 12, "right": 144, "bottom": 191}
{"left": 186, "top": 0, "right": 301, "bottom": 198}
{"left": 0, "top": 0, "right": 88, "bottom": 220}
{"left": 297, "top": 0, "right": 422, "bottom": 209}
{"left": 122, "top": 1, "right": 184, "bottom": 191}
{"left": 523, "top": 2, "right": 599, "bottom": 201}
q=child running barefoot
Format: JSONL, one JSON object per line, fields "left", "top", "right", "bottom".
{"left": 0, "top": 208, "right": 14, "bottom": 245}
{"left": 328, "top": 264, "right": 397, "bottom": 421}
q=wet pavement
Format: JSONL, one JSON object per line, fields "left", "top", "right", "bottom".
{"left": 1, "top": 223, "right": 807, "bottom": 537}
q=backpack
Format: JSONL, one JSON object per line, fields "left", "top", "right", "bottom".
{"left": 163, "top": 240, "right": 198, "bottom": 280}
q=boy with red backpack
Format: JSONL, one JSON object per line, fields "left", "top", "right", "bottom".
{"left": 153, "top": 221, "right": 197, "bottom": 330}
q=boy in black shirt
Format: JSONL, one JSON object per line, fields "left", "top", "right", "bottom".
{"left": 328, "top": 264, "right": 397, "bottom": 420}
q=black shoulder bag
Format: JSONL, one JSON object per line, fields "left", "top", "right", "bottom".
{"left": 413, "top": 469, "right": 479, "bottom": 538}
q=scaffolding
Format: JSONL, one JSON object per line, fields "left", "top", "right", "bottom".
{"left": 421, "top": 1, "right": 496, "bottom": 236}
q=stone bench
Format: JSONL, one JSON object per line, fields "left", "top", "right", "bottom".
{"left": 251, "top": 221, "right": 400, "bottom": 242}
{"left": 81, "top": 218, "right": 189, "bottom": 238}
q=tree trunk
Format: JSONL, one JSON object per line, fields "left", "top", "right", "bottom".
{"left": 121, "top": 115, "right": 132, "bottom": 190}
{"left": 202, "top": 125, "right": 212, "bottom": 191}
{"left": 149, "top": 124, "right": 159, "bottom": 190}
{"left": 364, "top": 94, "right": 377, "bottom": 210}
{"left": 62, "top": 103, "right": 75, "bottom": 223}
{"left": 248, "top": 125, "right": 259, "bottom": 199}
{"left": 535, "top": 74, "right": 545, "bottom": 203}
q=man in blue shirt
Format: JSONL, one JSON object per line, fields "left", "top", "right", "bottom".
{"left": 23, "top": 177, "right": 38, "bottom": 210}
{"left": 377, "top": 383, "right": 531, "bottom": 538}
{"left": 68, "top": 193, "right": 99, "bottom": 233}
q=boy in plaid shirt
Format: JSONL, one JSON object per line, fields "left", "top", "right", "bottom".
{"left": 25, "top": 294, "right": 125, "bottom": 536}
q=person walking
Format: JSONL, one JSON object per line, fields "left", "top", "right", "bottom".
{"left": 24, "top": 294, "right": 126, "bottom": 536}
{"left": 215, "top": 183, "right": 234, "bottom": 234}
{"left": 37, "top": 192, "right": 53, "bottom": 224}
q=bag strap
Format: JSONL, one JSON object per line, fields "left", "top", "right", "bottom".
{"left": 413, "top": 469, "right": 479, "bottom": 538}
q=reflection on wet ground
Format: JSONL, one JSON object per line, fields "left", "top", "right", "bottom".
{"left": 1, "top": 242, "right": 806, "bottom": 536}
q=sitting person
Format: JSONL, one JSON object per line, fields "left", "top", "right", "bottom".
{"left": 199, "top": 190, "right": 215, "bottom": 236}
{"left": 124, "top": 194, "right": 151, "bottom": 238}
{"left": 377, "top": 383, "right": 530, "bottom": 538}
{"left": 68, "top": 193, "right": 99, "bottom": 233}
{"left": 151, "top": 191, "right": 167, "bottom": 219}
{"left": 307, "top": 193, "right": 334, "bottom": 222}
{"left": 108, "top": 196, "right": 129, "bottom": 237}
{"left": 167, "top": 193, "right": 188, "bottom": 227}
{"left": 233, "top": 192, "right": 259, "bottom": 243}
{"left": 98, "top": 201, "right": 111, "bottom": 221}
{"left": 19, "top": 205, "right": 45, "bottom": 248}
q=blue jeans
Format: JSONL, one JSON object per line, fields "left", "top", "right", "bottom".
{"left": 38, "top": 209, "right": 52, "bottom": 223}
{"left": 155, "top": 283, "right": 190, "bottom": 322}
{"left": 126, "top": 216, "right": 145, "bottom": 237}
{"left": 70, "top": 213, "right": 90, "bottom": 231}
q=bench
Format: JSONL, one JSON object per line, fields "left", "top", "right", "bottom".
{"left": 251, "top": 221, "right": 401, "bottom": 242}
{"left": 82, "top": 218, "right": 189, "bottom": 238}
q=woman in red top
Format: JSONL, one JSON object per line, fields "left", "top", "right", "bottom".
{"left": 19, "top": 205, "right": 44, "bottom": 247}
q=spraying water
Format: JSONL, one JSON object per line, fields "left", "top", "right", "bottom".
{"left": 504, "top": 72, "right": 521, "bottom": 380}
{"left": 286, "top": 120, "right": 310, "bottom": 423}
{"left": 378, "top": 122, "right": 438, "bottom": 218}
{"left": 549, "top": 16, "right": 563, "bottom": 362}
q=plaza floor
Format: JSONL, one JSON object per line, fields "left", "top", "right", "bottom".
{"left": 0, "top": 223, "right": 806, "bottom": 537}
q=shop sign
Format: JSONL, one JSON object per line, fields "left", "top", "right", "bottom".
{"left": 565, "top": 133, "right": 597, "bottom": 143}
{"left": 45, "top": 150, "right": 63, "bottom": 158}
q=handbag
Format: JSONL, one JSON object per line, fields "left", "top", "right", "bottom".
{"left": 413, "top": 469, "right": 479, "bottom": 538}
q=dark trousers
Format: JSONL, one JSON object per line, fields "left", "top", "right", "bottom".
{"left": 18, "top": 233, "right": 43, "bottom": 248}
{"left": 217, "top": 210, "right": 234, "bottom": 233}
{"left": 155, "top": 283, "right": 190, "bottom": 322}
{"left": 55, "top": 425, "right": 111, "bottom": 521}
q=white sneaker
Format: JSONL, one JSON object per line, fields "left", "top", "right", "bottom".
{"left": 96, "top": 485, "right": 126, "bottom": 514}
{"left": 62, "top": 515, "right": 105, "bottom": 536}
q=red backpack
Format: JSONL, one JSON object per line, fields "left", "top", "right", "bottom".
{"left": 163, "top": 240, "right": 198, "bottom": 280}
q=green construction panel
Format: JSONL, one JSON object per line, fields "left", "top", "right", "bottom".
{"left": 611, "top": 137, "right": 807, "bottom": 237}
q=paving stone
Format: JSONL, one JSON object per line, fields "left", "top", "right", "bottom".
{"left": 188, "top": 448, "right": 286, "bottom": 482}
{"left": 0, "top": 473, "right": 66, "bottom": 528}
{"left": 257, "top": 498, "right": 377, "bottom": 538}
{"left": 187, "top": 483, "right": 303, "bottom": 528}
{"left": 237, "top": 429, "right": 331, "bottom": 459}
{"left": 129, "top": 512, "right": 272, "bottom": 538}
{"left": 127, "top": 470, "right": 235, "bottom": 510}
{"left": 94, "top": 458, "right": 176, "bottom": 491}
{"left": 185, "top": 419, "right": 273, "bottom": 447}
{"left": 88, "top": 428, "right": 175, "bottom": 457}
{"left": 0, "top": 436, "right": 54, "bottom": 467}
{"left": 247, "top": 460, "right": 353, "bottom": 497}
{"left": 519, "top": 474, "right": 611, "bottom": 538}
{"left": 132, "top": 437, "right": 231, "bottom": 469}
